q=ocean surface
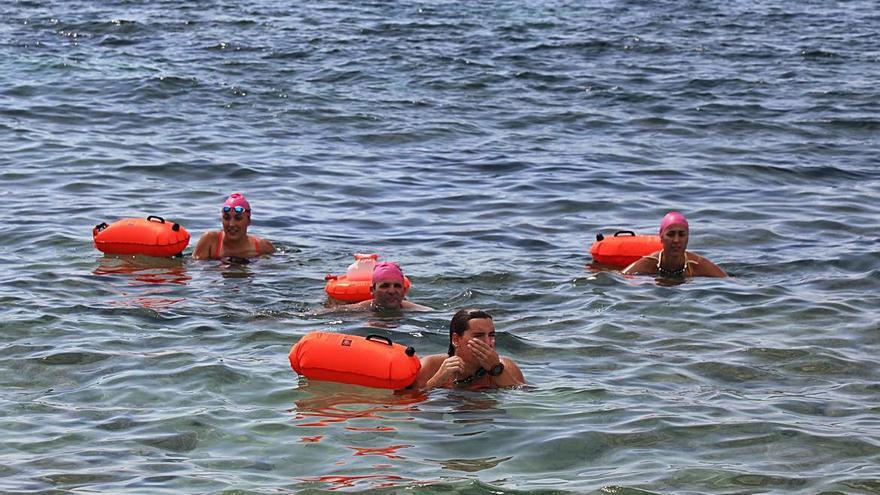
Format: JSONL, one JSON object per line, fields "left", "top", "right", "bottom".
{"left": 1, "top": 1, "right": 879, "bottom": 493}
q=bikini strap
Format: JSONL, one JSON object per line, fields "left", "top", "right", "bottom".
{"left": 252, "top": 235, "right": 261, "bottom": 254}
{"left": 684, "top": 255, "right": 699, "bottom": 277}
{"left": 657, "top": 250, "right": 692, "bottom": 278}
{"left": 216, "top": 231, "right": 224, "bottom": 257}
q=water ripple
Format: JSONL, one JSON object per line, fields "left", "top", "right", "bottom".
{"left": 2, "top": 0, "right": 879, "bottom": 493}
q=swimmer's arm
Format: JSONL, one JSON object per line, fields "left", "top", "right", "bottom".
{"left": 401, "top": 300, "right": 432, "bottom": 311}
{"left": 468, "top": 339, "right": 524, "bottom": 387}
{"left": 349, "top": 300, "right": 373, "bottom": 310}
{"left": 302, "top": 305, "right": 334, "bottom": 316}
{"left": 621, "top": 255, "right": 657, "bottom": 275}
{"left": 697, "top": 256, "right": 728, "bottom": 277}
{"left": 413, "top": 354, "right": 455, "bottom": 390}
{"left": 258, "top": 237, "right": 275, "bottom": 256}
{"left": 193, "top": 231, "right": 218, "bottom": 260}
{"left": 307, "top": 300, "right": 370, "bottom": 315}
{"left": 491, "top": 357, "right": 525, "bottom": 387}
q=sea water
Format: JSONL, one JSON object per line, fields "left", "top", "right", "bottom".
{"left": 1, "top": 1, "right": 879, "bottom": 493}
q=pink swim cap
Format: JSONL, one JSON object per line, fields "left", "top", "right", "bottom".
{"left": 223, "top": 192, "right": 251, "bottom": 212}
{"left": 660, "top": 211, "right": 689, "bottom": 235}
{"left": 372, "top": 262, "right": 404, "bottom": 284}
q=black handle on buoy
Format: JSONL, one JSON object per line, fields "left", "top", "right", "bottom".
{"left": 596, "top": 233, "right": 604, "bottom": 242}
{"left": 614, "top": 230, "right": 636, "bottom": 237}
{"left": 405, "top": 346, "right": 416, "bottom": 357}
{"left": 366, "top": 334, "right": 392, "bottom": 346}
{"left": 94, "top": 222, "right": 108, "bottom": 233}
{"left": 147, "top": 215, "right": 166, "bottom": 223}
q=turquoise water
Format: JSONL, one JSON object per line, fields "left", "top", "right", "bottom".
{"left": 1, "top": 1, "right": 879, "bottom": 493}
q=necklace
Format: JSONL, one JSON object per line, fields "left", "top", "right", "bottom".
{"left": 657, "top": 251, "right": 687, "bottom": 278}
{"left": 453, "top": 367, "right": 486, "bottom": 387}
{"left": 657, "top": 265, "right": 686, "bottom": 278}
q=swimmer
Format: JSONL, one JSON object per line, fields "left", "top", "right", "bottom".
{"left": 415, "top": 308, "right": 524, "bottom": 391}
{"left": 348, "top": 261, "right": 432, "bottom": 312}
{"left": 622, "top": 211, "right": 727, "bottom": 278}
{"left": 193, "top": 192, "right": 275, "bottom": 260}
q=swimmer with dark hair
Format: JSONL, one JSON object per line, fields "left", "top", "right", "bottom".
{"left": 622, "top": 211, "right": 727, "bottom": 278}
{"left": 415, "top": 308, "right": 524, "bottom": 390}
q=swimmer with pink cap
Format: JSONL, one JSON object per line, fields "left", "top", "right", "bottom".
{"left": 345, "top": 260, "right": 432, "bottom": 312}
{"left": 223, "top": 192, "right": 251, "bottom": 214}
{"left": 660, "top": 211, "right": 688, "bottom": 236}
{"left": 193, "top": 192, "right": 275, "bottom": 260}
{"left": 371, "top": 261, "right": 403, "bottom": 284}
{"left": 621, "top": 211, "right": 727, "bottom": 279}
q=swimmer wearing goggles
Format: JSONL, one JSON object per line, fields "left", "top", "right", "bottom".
{"left": 223, "top": 204, "right": 249, "bottom": 216}
{"left": 193, "top": 192, "right": 275, "bottom": 260}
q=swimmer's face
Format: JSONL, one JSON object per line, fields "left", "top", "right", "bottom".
{"left": 221, "top": 209, "right": 251, "bottom": 239}
{"left": 452, "top": 317, "right": 496, "bottom": 360}
{"left": 371, "top": 278, "right": 406, "bottom": 309}
{"left": 661, "top": 224, "right": 688, "bottom": 254}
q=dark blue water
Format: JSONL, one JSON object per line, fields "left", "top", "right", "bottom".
{"left": 2, "top": 1, "right": 879, "bottom": 493}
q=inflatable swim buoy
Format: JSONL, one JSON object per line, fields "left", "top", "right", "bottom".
{"left": 93, "top": 216, "right": 190, "bottom": 257}
{"left": 325, "top": 275, "right": 413, "bottom": 302}
{"left": 590, "top": 230, "right": 661, "bottom": 268}
{"left": 325, "top": 253, "right": 411, "bottom": 303}
{"left": 289, "top": 332, "right": 421, "bottom": 389}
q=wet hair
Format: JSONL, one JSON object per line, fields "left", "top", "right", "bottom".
{"left": 448, "top": 308, "right": 493, "bottom": 356}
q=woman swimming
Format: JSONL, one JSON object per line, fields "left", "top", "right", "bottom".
{"left": 622, "top": 211, "right": 727, "bottom": 278}
{"left": 415, "top": 308, "right": 524, "bottom": 391}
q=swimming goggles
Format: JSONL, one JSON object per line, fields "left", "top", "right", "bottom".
{"left": 222, "top": 205, "right": 249, "bottom": 214}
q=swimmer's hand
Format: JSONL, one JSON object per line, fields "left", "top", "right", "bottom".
{"left": 427, "top": 356, "right": 464, "bottom": 389}
{"left": 467, "top": 338, "right": 502, "bottom": 370}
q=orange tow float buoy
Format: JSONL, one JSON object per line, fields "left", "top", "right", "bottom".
{"left": 590, "top": 230, "right": 661, "bottom": 268}
{"left": 325, "top": 253, "right": 411, "bottom": 303}
{"left": 93, "top": 216, "right": 190, "bottom": 257}
{"left": 289, "top": 332, "right": 421, "bottom": 389}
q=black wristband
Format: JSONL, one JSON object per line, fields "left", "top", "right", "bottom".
{"left": 487, "top": 363, "right": 505, "bottom": 376}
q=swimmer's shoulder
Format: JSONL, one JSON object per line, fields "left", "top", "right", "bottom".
{"left": 687, "top": 251, "right": 727, "bottom": 277}
{"left": 255, "top": 236, "right": 275, "bottom": 255}
{"left": 193, "top": 230, "right": 221, "bottom": 259}
{"left": 420, "top": 353, "right": 447, "bottom": 368}
{"left": 497, "top": 356, "right": 525, "bottom": 386}
{"left": 402, "top": 300, "right": 433, "bottom": 311}
{"left": 414, "top": 354, "right": 448, "bottom": 388}
{"left": 621, "top": 250, "right": 661, "bottom": 275}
